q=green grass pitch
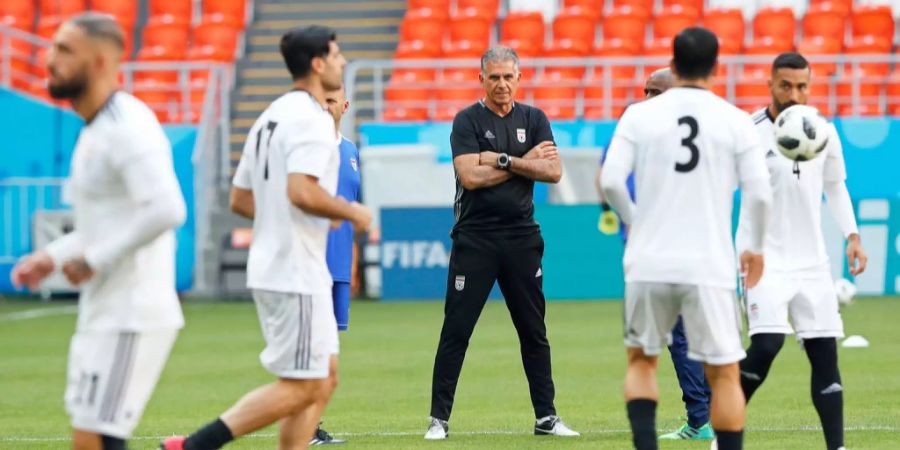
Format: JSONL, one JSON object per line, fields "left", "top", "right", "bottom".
{"left": 1, "top": 296, "right": 898, "bottom": 449}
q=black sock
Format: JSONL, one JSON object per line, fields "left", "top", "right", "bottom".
{"left": 626, "top": 399, "right": 657, "bottom": 450}
{"left": 739, "top": 333, "right": 785, "bottom": 403}
{"left": 714, "top": 430, "right": 744, "bottom": 450}
{"left": 805, "top": 338, "right": 844, "bottom": 450}
{"left": 184, "top": 418, "right": 234, "bottom": 450}
{"left": 101, "top": 435, "right": 127, "bottom": 450}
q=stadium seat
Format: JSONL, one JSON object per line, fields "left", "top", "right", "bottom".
{"left": 187, "top": 44, "right": 236, "bottom": 62}
{"left": 552, "top": 6, "right": 597, "bottom": 49}
{"left": 602, "top": 6, "right": 648, "bottom": 47}
{"left": 194, "top": 15, "right": 242, "bottom": 55}
{"left": 844, "top": 35, "right": 892, "bottom": 75}
{"left": 593, "top": 38, "right": 639, "bottom": 78}
{"left": 433, "top": 72, "right": 481, "bottom": 121}
{"left": 753, "top": 6, "right": 796, "bottom": 41}
{"left": 838, "top": 102, "right": 885, "bottom": 116}
{"left": 810, "top": 0, "right": 851, "bottom": 16}
{"left": 149, "top": 0, "right": 193, "bottom": 22}
{"left": 501, "top": 11, "right": 545, "bottom": 49}
{"left": 133, "top": 80, "right": 177, "bottom": 122}
{"left": 0, "top": 0, "right": 34, "bottom": 29}
{"left": 407, "top": 0, "right": 450, "bottom": 11}
{"left": 393, "top": 40, "right": 441, "bottom": 81}
{"left": 383, "top": 107, "right": 429, "bottom": 121}
{"left": 448, "top": 8, "right": 492, "bottom": 48}
{"left": 653, "top": 5, "right": 701, "bottom": 41}
{"left": 543, "top": 39, "right": 589, "bottom": 79}
{"left": 400, "top": 7, "right": 448, "bottom": 45}
{"left": 457, "top": 0, "right": 500, "bottom": 20}
{"left": 441, "top": 40, "right": 483, "bottom": 80}
{"left": 498, "top": 39, "right": 540, "bottom": 80}
{"left": 702, "top": 8, "right": 745, "bottom": 48}
{"left": 584, "top": 73, "right": 628, "bottom": 119}
{"left": 643, "top": 38, "right": 673, "bottom": 73}
{"left": 797, "top": 36, "right": 841, "bottom": 75}
{"left": 716, "top": 38, "right": 743, "bottom": 76}
{"left": 91, "top": 0, "right": 138, "bottom": 29}
{"left": 836, "top": 71, "right": 882, "bottom": 106}
{"left": 850, "top": 4, "right": 894, "bottom": 42}
{"left": 532, "top": 75, "right": 578, "bottom": 120}
{"left": 204, "top": 0, "right": 247, "bottom": 24}
{"left": 663, "top": 0, "right": 704, "bottom": 12}
{"left": 142, "top": 17, "right": 191, "bottom": 54}
{"left": 887, "top": 69, "right": 900, "bottom": 111}
{"left": 610, "top": 0, "right": 653, "bottom": 18}
{"left": 803, "top": 2, "right": 847, "bottom": 43}
{"left": 40, "top": 0, "right": 85, "bottom": 18}
{"left": 563, "top": 0, "right": 603, "bottom": 17}
{"left": 137, "top": 44, "right": 187, "bottom": 62}
{"left": 735, "top": 72, "right": 770, "bottom": 112}
{"left": 743, "top": 37, "right": 794, "bottom": 74}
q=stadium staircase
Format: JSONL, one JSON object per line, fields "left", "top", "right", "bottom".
{"left": 229, "top": 0, "right": 406, "bottom": 166}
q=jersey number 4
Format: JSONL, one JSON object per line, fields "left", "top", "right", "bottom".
{"left": 676, "top": 116, "right": 699, "bottom": 173}
{"left": 255, "top": 120, "right": 279, "bottom": 180}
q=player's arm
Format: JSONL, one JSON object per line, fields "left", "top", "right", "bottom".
{"left": 230, "top": 153, "right": 254, "bottom": 219}
{"left": 735, "top": 122, "right": 774, "bottom": 288}
{"left": 600, "top": 135, "right": 636, "bottom": 224}
{"left": 288, "top": 174, "right": 370, "bottom": 229}
{"left": 9, "top": 231, "right": 81, "bottom": 289}
{"left": 75, "top": 132, "right": 187, "bottom": 282}
{"left": 822, "top": 126, "right": 867, "bottom": 275}
{"left": 507, "top": 110, "right": 562, "bottom": 183}
{"left": 450, "top": 114, "right": 511, "bottom": 190}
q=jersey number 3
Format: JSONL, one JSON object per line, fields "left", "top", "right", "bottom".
{"left": 255, "top": 120, "right": 278, "bottom": 180}
{"left": 676, "top": 116, "right": 699, "bottom": 173}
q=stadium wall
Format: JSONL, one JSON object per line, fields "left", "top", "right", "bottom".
{"left": 364, "top": 120, "right": 900, "bottom": 300}
{"left": 0, "top": 88, "right": 197, "bottom": 293}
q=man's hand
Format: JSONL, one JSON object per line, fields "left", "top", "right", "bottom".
{"left": 349, "top": 202, "right": 373, "bottom": 233}
{"left": 740, "top": 250, "right": 765, "bottom": 289}
{"left": 480, "top": 151, "right": 500, "bottom": 168}
{"left": 62, "top": 256, "right": 95, "bottom": 286}
{"left": 523, "top": 141, "right": 558, "bottom": 160}
{"left": 846, "top": 234, "right": 868, "bottom": 276}
{"left": 10, "top": 251, "right": 54, "bottom": 290}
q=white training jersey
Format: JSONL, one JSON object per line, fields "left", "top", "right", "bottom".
{"left": 57, "top": 92, "right": 185, "bottom": 332}
{"left": 735, "top": 108, "right": 846, "bottom": 275}
{"left": 233, "top": 90, "right": 339, "bottom": 295}
{"left": 605, "top": 87, "right": 770, "bottom": 289}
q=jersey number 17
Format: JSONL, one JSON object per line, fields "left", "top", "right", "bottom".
{"left": 255, "top": 120, "right": 278, "bottom": 180}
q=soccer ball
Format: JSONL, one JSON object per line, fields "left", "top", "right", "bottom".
{"left": 835, "top": 278, "right": 858, "bottom": 306}
{"left": 773, "top": 105, "right": 830, "bottom": 161}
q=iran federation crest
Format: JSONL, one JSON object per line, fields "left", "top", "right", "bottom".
{"left": 516, "top": 128, "right": 526, "bottom": 143}
{"left": 454, "top": 275, "right": 465, "bottom": 291}
{"left": 350, "top": 157, "right": 358, "bottom": 172}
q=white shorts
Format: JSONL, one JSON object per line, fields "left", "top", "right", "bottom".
{"left": 65, "top": 329, "right": 178, "bottom": 438}
{"left": 624, "top": 282, "right": 746, "bottom": 365}
{"left": 745, "top": 270, "right": 844, "bottom": 339}
{"left": 252, "top": 289, "right": 339, "bottom": 379}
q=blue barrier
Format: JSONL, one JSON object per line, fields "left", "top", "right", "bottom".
{"left": 0, "top": 88, "right": 197, "bottom": 293}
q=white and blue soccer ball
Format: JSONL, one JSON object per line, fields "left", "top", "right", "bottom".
{"left": 835, "top": 278, "right": 858, "bottom": 306}
{"left": 773, "top": 104, "right": 830, "bottom": 162}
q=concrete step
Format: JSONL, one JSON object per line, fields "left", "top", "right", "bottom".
{"left": 248, "top": 40, "right": 397, "bottom": 54}
{"left": 252, "top": 17, "right": 401, "bottom": 31}
{"left": 256, "top": 6, "right": 405, "bottom": 21}
{"left": 248, "top": 49, "right": 394, "bottom": 62}
{"left": 258, "top": 0, "right": 405, "bottom": 14}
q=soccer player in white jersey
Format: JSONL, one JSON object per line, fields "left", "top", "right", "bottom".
{"left": 602, "top": 27, "right": 772, "bottom": 450}
{"left": 161, "top": 26, "right": 371, "bottom": 450}
{"left": 10, "top": 13, "right": 186, "bottom": 450}
{"left": 736, "top": 52, "right": 867, "bottom": 450}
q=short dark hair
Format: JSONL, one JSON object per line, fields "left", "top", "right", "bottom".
{"left": 672, "top": 27, "right": 718, "bottom": 80}
{"left": 68, "top": 12, "right": 125, "bottom": 50}
{"left": 772, "top": 52, "right": 809, "bottom": 74}
{"left": 280, "top": 26, "right": 336, "bottom": 80}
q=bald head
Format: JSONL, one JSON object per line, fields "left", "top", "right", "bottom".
{"left": 68, "top": 12, "right": 125, "bottom": 52}
{"left": 644, "top": 68, "right": 674, "bottom": 98}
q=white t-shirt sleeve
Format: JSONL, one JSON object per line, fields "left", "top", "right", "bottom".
{"left": 735, "top": 115, "right": 770, "bottom": 184}
{"left": 233, "top": 150, "right": 253, "bottom": 189}
{"left": 823, "top": 124, "right": 847, "bottom": 182}
{"left": 601, "top": 109, "right": 638, "bottom": 223}
{"left": 284, "top": 113, "right": 336, "bottom": 178}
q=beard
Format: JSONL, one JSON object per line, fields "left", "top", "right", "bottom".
{"left": 48, "top": 72, "right": 88, "bottom": 100}
{"left": 773, "top": 99, "right": 798, "bottom": 114}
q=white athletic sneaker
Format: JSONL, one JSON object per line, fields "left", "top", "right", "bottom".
{"left": 424, "top": 417, "right": 448, "bottom": 440}
{"left": 534, "top": 415, "right": 580, "bottom": 436}
{"left": 710, "top": 438, "right": 717, "bottom": 450}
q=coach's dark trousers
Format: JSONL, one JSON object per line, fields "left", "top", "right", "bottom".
{"left": 430, "top": 230, "right": 556, "bottom": 421}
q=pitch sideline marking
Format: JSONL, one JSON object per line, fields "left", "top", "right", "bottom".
{"left": 0, "top": 305, "right": 77, "bottom": 322}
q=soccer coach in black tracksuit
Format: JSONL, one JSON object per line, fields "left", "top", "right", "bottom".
{"left": 425, "top": 46, "right": 579, "bottom": 440}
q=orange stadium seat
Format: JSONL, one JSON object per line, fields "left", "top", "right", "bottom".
{"left": 810, "top": 0, "right": 851, "bottom": 16}
{"left": 441, "top": 40, "right": 483, "bottom": 80}
{"left": 584, "top": 72, "right": 629, "bottom": 119}
{"left": 457, "top": 0, "right": 500, "bottom": 20}
{"left": 611, "top": 0, "right": 653, "bottom": 18}
{"left": 40, "top": 0, "right": 85, "bottom": 19}
{"left": 187, "top": 43, "right": 235, "bottom": 62}
{"left": 400, "top": 7, "right": 448, "bottom": 45}
{"left": 742, "top": 37, "right": 794, "bottom": 74}
{"left": 433, "top": 71, "right": 480, "bottom": 121}
{"left": 716, "top": 38, "right": 742, "bottom": 76}
{"left": 408, "top": 0, "right": 450, "bottom": 11}
{"left": 501, "top": 11, "right": 545, "bottom": 49}
{"left": 91, "top": 0, "right": 138, "bottom": 29}
{"left": 194, "top": 15, "right": 242, "bottom": 54}
{"left": 133, "top": 80, "right": 176, "bottom": 122}
{"left": 143, "top": 17, "right": 190, "bottom": 54}
{"left": 602, "top": 6, "right": 648, "bottom": 47}
{"left": 498, "top": 39, "right": 539, "bottom": 81}
{"left": 797, "top": 36, "right": 841, "bottom": 75}
{"left": 753, "top": 6, "right": 795, "bottom": 42}
{"left": 0, "top": 0, "right": 35, "bottom": 29}
{"left": 543, "top": 38, "right": 589, "bottom": 79}
{"left": 844, "top": 35, "right": 892, "bottom": 75}
{"left": 149, "top": 0, "right": 193, "bottom": 21}
{"left": 735, "top": 72, "right": 769, "bottom": 113}
{"left": 448, "top": 8, "right": 492, "bottom": 48}
{"left": 563, "top": 0, "right": 603, "bottom": 18}
{"left": 36, "top": 15, "right": 63, "bottom": 40}
{"left": 836, "top": 71, "right": 882, "bottom": 107}
{"left": 394, "top": 40, "right": 441, "bottom": 80}
{"left": 553, "top": 6, "right": 598, "bottom": 49}
{"left": 838, "top": 102, "right": 885, "bottom": 117}
{"left": 703, "top": 8, "right": 745, "bottom": 49}
{"left": 643, "top": 37, "right": 672, "bottom": 73}
{"left": 803, "top": 2, "right": 847, "bottom": 43}
{"left": 593, "top": 38, "right": 639, "bottom": 78}
{"left": 385, "top": 70, "right": 430, "bottom": 120}
{"left": 850, "top": 4, "right": 894, "bottom": 42}
{"left": 383, "top": 107, "right": 429, "bottom": 121}
{"left": 532, "top": 75, "right": 578, "bottom": 120}
{"left": 205, "top": 0, "right": 247, "bottom": 24}
{"left": 653, "top": 5, "right": 701, "bottom": 41}
{"left": 138, "top": 44, "right": 187, "bottom": 62}
{"left": 663, "top": 0, "right": 704, "bottom": 13}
